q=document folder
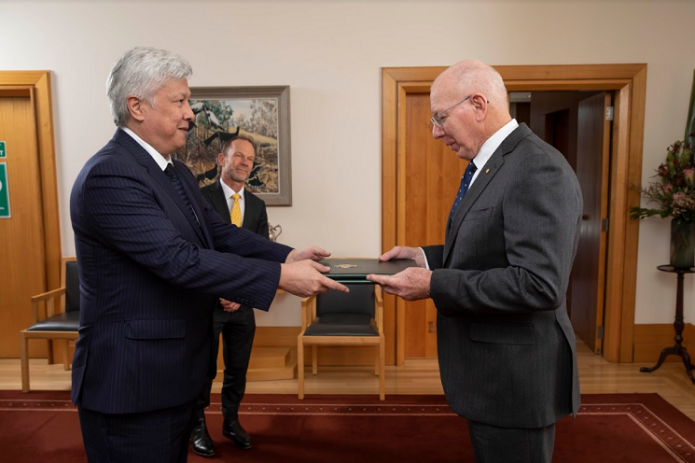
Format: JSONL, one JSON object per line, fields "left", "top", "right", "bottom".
{"left": 319, "top": 258, "right": 418, "bottom": 284}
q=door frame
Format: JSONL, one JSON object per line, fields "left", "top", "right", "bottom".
{"left": 382, "top": 64, "right": 647, "bottom": 364}
{"left": 0, "top": 71, "right": 61, "bottom": 312}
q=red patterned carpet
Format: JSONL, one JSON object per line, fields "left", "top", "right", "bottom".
{"left": 1, "top": 392, "right": 694, "bottom": 462}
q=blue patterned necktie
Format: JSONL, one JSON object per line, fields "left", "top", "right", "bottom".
{"left": 448, "top": 160, "right": 478, "bottom": 224}
{"left": 164, "top": 164, "right": 200, "bottom": 225}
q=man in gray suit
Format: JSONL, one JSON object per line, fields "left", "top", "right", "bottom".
{"left": 368, "top": 60, "right": 582, "bottom": 463}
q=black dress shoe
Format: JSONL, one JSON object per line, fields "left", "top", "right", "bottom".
{"left": 222, "top": 419, "right": 252, "bottom": 449}
{"left": 190, "top": 417, "right": 216, "bottom": 457}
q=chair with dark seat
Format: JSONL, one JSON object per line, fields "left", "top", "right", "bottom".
{"left": 20, "top": 257, "right": 80, "bottom": 392}
{"left": 298, "top": 284, "right": 384, "bottom": 400}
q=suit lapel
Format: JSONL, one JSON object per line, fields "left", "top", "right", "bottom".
{"left": 442, "top": 124, "right": 532, "bottom": 264}
{"left": 113, "top": 130, "right": 210, "bottom": 247}
{"left": 173, "top": 162, "right": 213, "bottom": 247}
{"left": 242, "top": 192, "right": 259, "bottom": 231}
{"left": 211, "top": 181, "right": 232, "bottom": 223}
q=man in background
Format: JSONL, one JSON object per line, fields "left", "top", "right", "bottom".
{"left": 191, "top": 134, "right": 268, "bottom": 457}
{"left": 71, "top": 46, "right": 347, "bottom": 463}
{"left": 368, "top": 60, "right": 582, "bottom": 463}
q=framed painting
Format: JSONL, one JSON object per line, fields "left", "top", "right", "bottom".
{"left": 175, "top": 86, "right": 291, "bottom": 206}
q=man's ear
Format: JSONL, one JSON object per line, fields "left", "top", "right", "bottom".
{"left": 126, "top": 95, "right": 146, "bottom": 122}
{"left": 218, "top": 152, "right": 226, "bottom": 167}
{"left": 471, "top": 93, "right": 488, "bottom": 121}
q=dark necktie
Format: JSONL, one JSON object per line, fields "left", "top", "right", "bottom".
{"left": 448, "top": 160, "right": 478, "bottom": 224}
{"left": 164, "top": 164, "right": 200, "bottom": 225}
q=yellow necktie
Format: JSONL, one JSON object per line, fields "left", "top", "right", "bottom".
{"left": 231, "top": 193, "right": 242, "bottom": 226}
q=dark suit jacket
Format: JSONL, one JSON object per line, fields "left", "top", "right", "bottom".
{"left": 69, "top": 129, "right": 292, "bottom": 414}
{"left": 423, "top": 123, "right": 582, "bottom": 429}
{"left": 200, "top": 180, "right": 269, "bottom": 318}
{"left": 200, "top": 180, "right": 269, "bottom": 239}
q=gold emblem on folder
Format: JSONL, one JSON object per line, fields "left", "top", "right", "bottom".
{"left": 334, "top": 264, "right": 358, "bottom": 269}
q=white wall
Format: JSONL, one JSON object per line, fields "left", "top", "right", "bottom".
{"left": 1, "top": 0, "right": 693, "bottom": 326}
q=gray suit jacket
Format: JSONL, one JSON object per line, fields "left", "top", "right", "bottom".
{"left": 423, "top": 123, "right": 582, "bottom": 429}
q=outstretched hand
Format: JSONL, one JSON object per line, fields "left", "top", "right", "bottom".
{"left": 279, "top": 259, "right": 349, "bottom": 297}
{"left": 286, "top": 246, "right": 331, "bottom": 264}
{"left": 378, "top": 246, "right": 427, "bottom": 268}
{"left": 367, "top": 267, "right": 432, "bottom": 301}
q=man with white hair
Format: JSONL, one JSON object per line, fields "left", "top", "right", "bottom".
{"left": 369, "top": 60, "right": 582, "bottom": 462}
{"left": 70, "top": 47, "right": 347, "bottom": 463}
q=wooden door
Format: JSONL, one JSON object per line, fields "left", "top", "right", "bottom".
{"left": 385, "top": 66, "right": 647, "bottom": 365}
{"left": 571, "top": 92, "right": 612, "bottom": 353}
{"left": 528, "top": 91, "right": 612, "bottom": 352}
{"left": 0, "top": 87, "right": 48, "bottom": 357}
{"left": 403, "top": 93, "right": 468, "bottom": 358}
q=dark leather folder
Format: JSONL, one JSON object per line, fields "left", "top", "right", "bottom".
{"left": 319, "top": 258, "right": 418, "bottom": 284}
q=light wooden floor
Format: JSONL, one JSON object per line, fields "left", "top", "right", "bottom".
{"left": 3, "top": 341, "right": 695, "bottom": 420}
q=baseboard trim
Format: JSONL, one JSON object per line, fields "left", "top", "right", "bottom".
{"left": 253, "top": 326, "right": 379, "bottom": 366}
{"left": 632, "top": 323, "right": 694, "bottom": 363}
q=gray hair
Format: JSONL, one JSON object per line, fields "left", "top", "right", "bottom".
{"left": 106, "top": 47, "right": 192, "bottom": 127}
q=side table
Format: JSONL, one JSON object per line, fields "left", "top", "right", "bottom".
{"left": 639, "top": 265, "right": 695, "bottom": 384}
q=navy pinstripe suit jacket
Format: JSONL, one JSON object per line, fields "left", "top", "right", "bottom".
{"left": 70, "top": 129, "right": 292, "bottom": 414}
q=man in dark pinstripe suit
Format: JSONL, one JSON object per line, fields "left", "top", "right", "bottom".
{"left": 369, "top": 60, "right": 582, "bottom": 463}
{"left": 70, "top": 47, "right": 347, "bottom": 463}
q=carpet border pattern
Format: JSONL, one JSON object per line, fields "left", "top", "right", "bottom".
{"left": 2, "top": 397, "right": 695, "bottom": 462}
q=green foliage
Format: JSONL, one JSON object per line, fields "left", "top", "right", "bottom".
{"left": 630, "top": 140, "right": 695, "bottom": 224}
{"left": 686, "top": 70, "right": 695, "bottom": 149}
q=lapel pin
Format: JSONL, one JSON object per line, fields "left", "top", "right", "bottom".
{"left": 485, "top": 168, "right": 490, "bottom": 174}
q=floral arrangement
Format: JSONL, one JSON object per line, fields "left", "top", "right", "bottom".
{"left": 630, "top": 140, "right": 695, "bottom": 224}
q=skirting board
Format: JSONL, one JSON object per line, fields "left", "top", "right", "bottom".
{"left": 632, "top": 323, "right": 695, "bottom": 363}
{"left": 59, "top": 324, "right": 695, "bottom": 368}
{"left": 251, "top": 324, "right": 695, "bottom": 366}
{"left": 250, "top": 326, "right": 381, "bottom": 367}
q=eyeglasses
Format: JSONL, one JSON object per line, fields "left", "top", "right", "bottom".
{"left": 430, "top": 95, "right": 472, "bottom": 128}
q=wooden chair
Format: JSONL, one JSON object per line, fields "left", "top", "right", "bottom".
{"left": 298, "top": 284, "right": 385, "bottom": 400}
{"left": 20, "top": 257, "right": 80, "bottom": 392}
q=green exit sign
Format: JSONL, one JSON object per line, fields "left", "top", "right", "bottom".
{"left": 0, "top": 141, "right": 5, "bottom": 158}
{"left": 0, "top": 163, "right": 10, "bottom": 218}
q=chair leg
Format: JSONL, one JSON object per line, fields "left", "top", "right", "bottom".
{"left": 20, "top": 332, "right": 30, "bottom": 393}
{"left": 379, "top": 341, "right": 385, "bottom": 401}
{"left": 46, "top": 339, "right": 54, "bottom": 366}
{"left": 63, "top": 340, "right": 70, "bottom": 370}
{"left": 375, "top": 346, "right": 379, "bottom": 376}
{"left": 298, "top": 340, "right": 305, "bottom": 399}
{"left": 312, "top": 346, "right": 318, "bottom": 375}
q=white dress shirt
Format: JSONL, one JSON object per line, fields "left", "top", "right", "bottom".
{"left": 121, "top": 127, "right": 171, "bottom": 170}
{"left": 468, "top": 118, "right": 519, "bottom": 187}
{"left": 420, "top": 118, "right": 520, "bottom": 269}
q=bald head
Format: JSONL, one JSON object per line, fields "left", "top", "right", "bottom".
{"left": 435, "top": 60, "right": 509, "bottom": 107}
{"left": 430, "top": 60, "right": 512, "bottom": 160}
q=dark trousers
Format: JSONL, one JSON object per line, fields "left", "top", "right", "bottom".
{"left": 78, "top": 400, "right": 196, "bottom": 463}
{"left": 196, "top": 305, "right": 255, "bottom": 421}
{"left": 467, "top": 420, "right": 556, "bottom": 463}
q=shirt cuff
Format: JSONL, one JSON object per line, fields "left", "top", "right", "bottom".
{"left": 419, "top": 247, "right": 430, "bottom": 270}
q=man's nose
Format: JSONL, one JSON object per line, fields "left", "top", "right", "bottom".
{"left": 432, "top": 124, "right": 444, "bottom": 139}
{"left": 183, "top": 101, "right": 194, "bottom": 121}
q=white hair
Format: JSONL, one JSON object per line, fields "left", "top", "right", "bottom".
{"left": 106, "top": 47, "right": 192, "bottom": 126}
